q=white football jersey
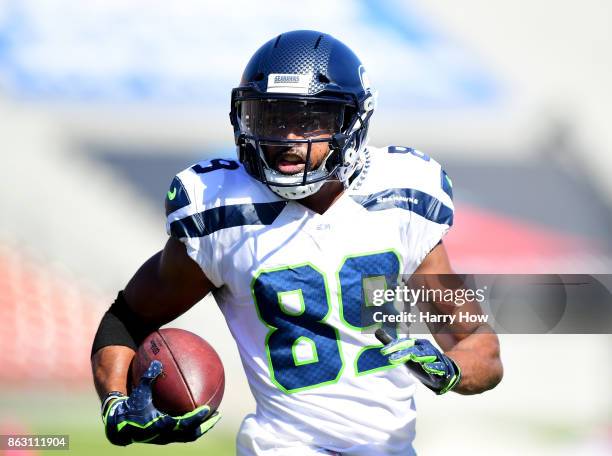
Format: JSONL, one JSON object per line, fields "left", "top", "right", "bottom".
{"left": 165, "top": 146, "right": 454, "bottom": 455}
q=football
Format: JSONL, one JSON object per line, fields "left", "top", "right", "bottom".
{"left": 131, "top": 328, "right": 225, "bottom": 416}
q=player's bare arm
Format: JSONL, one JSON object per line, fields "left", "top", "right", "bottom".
{"left": 91, "top": 237, "right": 220, "bottom": 445}
{"left": 92, "top": 237, "right": 214, "bottom": 399}
{"left": 415, "top": 242, "right": 503, "bottom": 395}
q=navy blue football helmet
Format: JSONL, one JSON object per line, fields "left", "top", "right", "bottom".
{"left": 230, "top": 30, "right": 376, "bottom": 199}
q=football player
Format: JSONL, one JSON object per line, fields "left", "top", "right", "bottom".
{"left": 91, "top": 30, "right": 503, "bottom": 455}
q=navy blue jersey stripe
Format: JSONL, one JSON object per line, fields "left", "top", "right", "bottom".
{"left": 170, "top": 201, "right": 288, "bottom": 238}
{"left": 351, "top": 188, "right": 453, "bottom": 226}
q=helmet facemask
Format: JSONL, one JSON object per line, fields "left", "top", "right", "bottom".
{"left": 232, "top": 94, "right": 373, "bottom": 200}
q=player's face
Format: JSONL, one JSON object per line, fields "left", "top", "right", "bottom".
{"left": 239, "top": 99, "right": 343, "bottom": 175}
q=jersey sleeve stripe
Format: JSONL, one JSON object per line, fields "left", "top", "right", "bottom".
{"left": 169, "top": 201, "right": 288, "bottom": 238}
{"left": 350, "top": 188, "right": 453, "bottom": 226}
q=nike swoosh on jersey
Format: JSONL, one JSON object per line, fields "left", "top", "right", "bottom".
{"left": 165, "top": 176, "right": 191, "bottom": 216}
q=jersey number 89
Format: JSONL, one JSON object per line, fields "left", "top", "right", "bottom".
{"left": 252, "top": 250, "right": 400, "bottom": 393}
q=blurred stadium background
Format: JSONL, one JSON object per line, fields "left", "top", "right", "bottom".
{"left": 1, "top": 0, "right": 611, "bottom": 454}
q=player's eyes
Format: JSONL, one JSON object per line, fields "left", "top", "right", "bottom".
{"left": 299, "top": 119, "right": 318, "bottom": 130}
{"left": 245, "top": 111, "right": 338, "bottom": 136}
{"left": 270, "top": 119, "right": 287, "bottom": 131}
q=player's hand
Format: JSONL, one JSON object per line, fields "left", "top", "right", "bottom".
{"left": 102, "top": 360, "right": 221, "bottom": 446}
{"left": 380, "top": 336, "right": 461, "bottom": 395}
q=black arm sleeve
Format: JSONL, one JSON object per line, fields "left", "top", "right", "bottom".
{"left": 90, "top": 291, "right": 159, "bottom": 357}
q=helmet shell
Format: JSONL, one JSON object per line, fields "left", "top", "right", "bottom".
{"left": 238, "top": 30, "right": 371, "bottom": 104}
